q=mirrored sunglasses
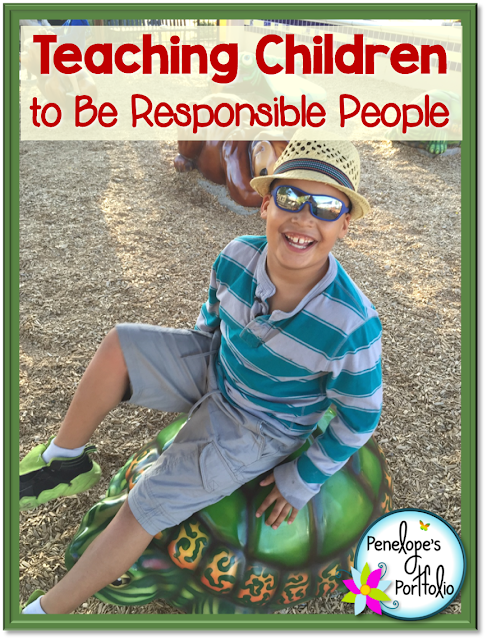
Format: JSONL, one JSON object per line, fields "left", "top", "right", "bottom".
{"left": 271, "top": 185, "right": 350, "bottom": 221}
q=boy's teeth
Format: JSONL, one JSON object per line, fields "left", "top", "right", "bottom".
{"left": 285, "top": 234, "right": 313, "bottom": 247}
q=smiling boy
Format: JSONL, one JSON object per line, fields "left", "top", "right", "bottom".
{"left": 20, "top": 136, "right": 382, "bottom": 614}
{"left": 260, "top": 179, "right": 351, "bottom": 311}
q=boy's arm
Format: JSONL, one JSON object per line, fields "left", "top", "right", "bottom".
{"left": 273, "top": 316, "right": 383, "bottom": 510}
{"left": 194, "top": 256, "right": 222, "bottom": 334}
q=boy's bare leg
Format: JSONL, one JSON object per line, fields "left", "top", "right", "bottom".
{"left": 39, "top": 501, "right": 152, "bottom": 614}
{"left": 53, "top": 328, "right": 129, "bottom": 449}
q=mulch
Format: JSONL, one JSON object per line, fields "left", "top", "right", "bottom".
{"left": 19, "top": 139, "right": 461, "bottom": 615}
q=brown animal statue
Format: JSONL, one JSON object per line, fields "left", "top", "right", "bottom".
{"left": 174, "top": 138, "right": 288, "bottom": 208}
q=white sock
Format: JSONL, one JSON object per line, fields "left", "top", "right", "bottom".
{"left": 42, "top": 440, "right": 85, "bottom": 464}
{"left": 22, "top": 596, "right": 46, "bottom": 614}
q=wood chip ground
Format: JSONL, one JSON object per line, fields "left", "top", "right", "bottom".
{"left": 19, "top": 140, "right": 461, "bottom": 615}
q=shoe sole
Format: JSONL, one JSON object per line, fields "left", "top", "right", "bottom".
{"left": 19, "top": 463, "right": 102, "bottom": 511}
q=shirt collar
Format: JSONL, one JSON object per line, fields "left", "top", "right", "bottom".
{"left": 254, "top": 242, "right": 338, "bottom": 319}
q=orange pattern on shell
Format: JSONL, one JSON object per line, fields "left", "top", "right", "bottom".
{"left": 200, "top": 549, "right": 238, "bottom": 593}
{"left": 168, "top": 521, "right": 208, "bottom": 570}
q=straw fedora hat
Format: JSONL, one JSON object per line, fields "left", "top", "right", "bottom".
{"left": 250, "top": 137, "right": 370, "bottom": 220}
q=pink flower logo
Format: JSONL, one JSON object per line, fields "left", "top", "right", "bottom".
{"left": 341, "top": 563, "right": 391, "bottom": 615}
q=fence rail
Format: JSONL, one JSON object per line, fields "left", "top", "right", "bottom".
{"left": 101, "top": 20, "right": 219, "bottom": 27}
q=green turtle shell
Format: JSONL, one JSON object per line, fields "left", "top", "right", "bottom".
{"left": 65, "top": 408, "right": 393, "bottom": 614}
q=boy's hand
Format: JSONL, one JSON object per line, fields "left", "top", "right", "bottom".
{"left": 255, "top": 472, "right": 299, "bottom": 529}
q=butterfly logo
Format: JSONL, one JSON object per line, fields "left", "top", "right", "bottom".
{"left": 420, "top": 520, "right": 430, "bottom": 531}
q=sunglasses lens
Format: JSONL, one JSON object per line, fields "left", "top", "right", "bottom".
{"left": 275, "top": 186, "right": 303, "bottom": 211}
{"left": 274, "top": 186, "right": 347, "bottom": 220}
{"left": 313, "top": 197, "right": 343, "bottom": 221}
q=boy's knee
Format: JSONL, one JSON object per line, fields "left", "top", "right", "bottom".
{"left": 103, "top": 327, "right": 122, "bottom": 351}
{"left": 99, "top": 328, "right": 127, "bottom": 368}
{"left": 106, "top": 326, "right": 120, "bottom": 345}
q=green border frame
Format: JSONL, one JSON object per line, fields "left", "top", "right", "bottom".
{"left": 4, "top": 2, "right": 477, "bottom": 631}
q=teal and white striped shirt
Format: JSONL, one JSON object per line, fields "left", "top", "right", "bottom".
{"left": 195, "top": 235, "right": 382, "bottom": 509}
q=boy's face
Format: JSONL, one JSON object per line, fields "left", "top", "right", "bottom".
{"left": 261, "top": 178, "right": 351, "bottom": 280}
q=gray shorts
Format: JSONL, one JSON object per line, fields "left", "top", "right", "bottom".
{"left": 116, "top": 324, "right": 304, "bottom": 535}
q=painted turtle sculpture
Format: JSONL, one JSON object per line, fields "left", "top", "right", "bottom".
{"left": 388, "top": 91, "right": 461, "bottom": 156}
{"left": 65, "top": 408, "right": 393, "bottom": 614}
